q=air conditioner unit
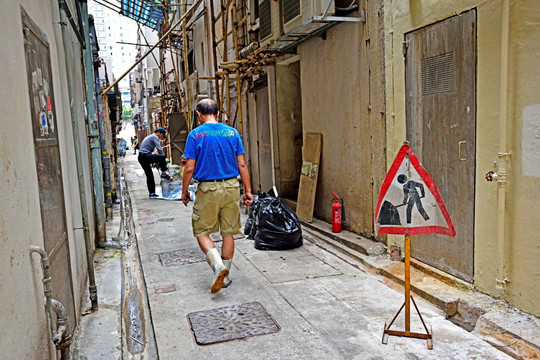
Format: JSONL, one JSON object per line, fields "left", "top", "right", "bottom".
{"left": 258, "top": 0, "right": 282, "bottom": 47}
{"left": 283, "top": 0, "right": 336, "bottom": 34}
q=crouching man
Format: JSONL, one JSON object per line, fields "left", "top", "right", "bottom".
{"left": 182, "top": 99, "right": 253, "bottom": 293}
{"left": 138, "top": 127, "right": 171, "bottom": 198}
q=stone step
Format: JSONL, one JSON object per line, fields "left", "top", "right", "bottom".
{"left": 300, "top": 219, "right": 540, "bottom": 359}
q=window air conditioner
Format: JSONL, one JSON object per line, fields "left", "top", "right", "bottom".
{"left": 283, "top": 0, "right": 337, "bottom": 34}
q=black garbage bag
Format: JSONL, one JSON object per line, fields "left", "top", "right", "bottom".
{"left": 253, "top": 192, "right": 303, "bottom": 250}
{"left": 244, "top": 194, "right": 259, "bottom": 239}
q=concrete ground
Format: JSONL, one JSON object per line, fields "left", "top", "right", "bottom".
{"left": 71, "top": 153, "right": 540, "bottom": 360}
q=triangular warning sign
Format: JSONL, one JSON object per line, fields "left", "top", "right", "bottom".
{"left": 374, "top": 144, "right": 456, "bottom": 236}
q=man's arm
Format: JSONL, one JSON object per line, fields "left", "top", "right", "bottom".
{"left": 154, "top": 137, "right": 164, "bottom": 154}
{"left": 182, "top": 158, "right": 196, "bottom": 205}
{"left": 237, "top": 154, "right": 253, "bottom": 207}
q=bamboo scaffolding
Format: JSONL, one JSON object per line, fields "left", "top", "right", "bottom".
{"left": 182, "top": 0, "right": 193, "bottom": 130}
{"left": 209, "top": 0, "right": 221, "bottom": 115}
{"left": 215, "top": 13, "right": 249, "bottom": 45}
{"left": 221, "top": 0, "right": 230, "bottom": 123}
{"left": 101, "top": 0, "right": 204, "bottom": 95}
{"left": 232, "top": 0, "right": 243, "bottom": 135}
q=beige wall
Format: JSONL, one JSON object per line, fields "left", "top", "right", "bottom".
{"left": 296, "top": 3, "right": 386, "bottom": 238}
{"left": 0, "top": 0, "right": 94, "bottom": 358}
{"left": 384, "top": 0, "right": 540, "bottom": 316}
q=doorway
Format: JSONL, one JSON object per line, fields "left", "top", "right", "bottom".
{"left": 22, "top": 8, "right": 77, "bottom": 329}
{"left": 276, "top": 59, "right": 303, "bottom": 205}
{"left": 404, "top": 9, "right": 477, "bottom": 282}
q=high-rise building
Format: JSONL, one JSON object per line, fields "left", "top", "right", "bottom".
{"left": 89, "top": 0, "right": 138, "bottom": 106}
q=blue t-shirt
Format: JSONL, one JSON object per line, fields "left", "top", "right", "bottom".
{"left": 183, "top": 122, "right": 245, "bottom": 180}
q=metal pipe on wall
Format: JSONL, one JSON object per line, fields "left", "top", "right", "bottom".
{"left": 30, "top": 246, "right": 70, "bottom": 357}
{"left": 80, "top": 0, "right": 106, "bottom": 243}
{"left": 58, "top": 0, "right": 98, "bottom": 310}
{"left": 495, "top": 0, "right": 511, "bottom": 292}
{"left": 78, "top": 0, "right": 101, "bottom": 308}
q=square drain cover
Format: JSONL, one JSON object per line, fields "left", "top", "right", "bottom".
{"left": 188, "top": 302, "right": 280, "bottom": 345}
{"left": 158, "top": 248, "right": 205, "bottom": 267}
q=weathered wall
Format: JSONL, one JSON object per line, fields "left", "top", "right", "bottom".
{"left": 55, "top": 0, "right": 96, "bottom": 313}
{"left": 0, "top": 0, "right": 93, "bottom": 358}
{"left": 275, "top": 58, "right": 303, "bottom": 200}
{"left": 384, "top": 0, "right": 540, "bottom": 316}
{"left": 298, "top": 3, "right": 386, "bottom": 237}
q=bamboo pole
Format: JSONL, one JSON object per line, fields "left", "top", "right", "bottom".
{"left": 221, "top": 0, "right": 230, "bottom": 123}
{"left": 209, "top": 0, "right": 221, "bottom": 115}
{"left": 232, "top": 0, "right": 243, "bottom": 135}
{"left": 101, "top": 0, "right": 203, "bottom": 95}
{"left": 137, "top": 24, "right": 160, "bottom": 68}
{"left": 216, "top": 13, "right": 249, "bottom": 45}
{"left": 164, "top": 11, "right": 188, "bottom": 122}
{"left": 182, "top": 0, "right": 193, "bottom": 130}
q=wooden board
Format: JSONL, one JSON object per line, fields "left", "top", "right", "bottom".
{"left": 296, "top": 133, "right": 322, "bottom": 222}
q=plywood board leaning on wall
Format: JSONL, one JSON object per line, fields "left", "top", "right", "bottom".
{"left": 296, "top": 133, "right": 322, "bottom": 222}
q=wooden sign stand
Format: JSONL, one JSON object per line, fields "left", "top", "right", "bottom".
{"left": 382, "top": 234, "right": 433, "bottom": 349}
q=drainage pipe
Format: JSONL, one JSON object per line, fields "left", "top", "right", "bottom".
{"left": 58, "top": 0, "right": 98, "bottom": 310}
{"left": 30, "top": 246, "right": 57, "bottom": 342}
{"left": 58, "top": 0, "right": 85, "bottom": 48}
{"left": 30, "top": 246, "right": 71, "bottom": 358}
{"left": 51, "top": 299, "right": 71, "bottom": 359}
{"left": 79, "top": 0, "right": 106, "bottom": 244}
{"left": 495, "top": 0, "right": 511, "bottom": 291}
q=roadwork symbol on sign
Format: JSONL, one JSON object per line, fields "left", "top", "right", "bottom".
{"left": 374, "top": 144, "right": 456, "bottom": 236}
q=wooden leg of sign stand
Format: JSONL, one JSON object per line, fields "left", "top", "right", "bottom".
{"left": 382, "top": 235, "right": 433, "bottom": 349}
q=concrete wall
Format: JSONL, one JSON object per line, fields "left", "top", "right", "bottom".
{"left": 384, "top": 0, "right": 540, "bottom": 316}
{"left": 295, "top": 2, "right": 386, "bottom": 237}
{"left": 0, "top": 0, "right": 94, "bottom": 358}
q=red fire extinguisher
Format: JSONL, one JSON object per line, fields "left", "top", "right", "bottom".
{"left": 331, "top": 192, "right": 344, "bottom": 233}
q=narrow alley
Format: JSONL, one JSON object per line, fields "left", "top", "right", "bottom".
{"left": 71, "top": 153, "right": 520, "bottom": 359}
{"left": 4, "top": 1, "right": 540, "bottom": 359}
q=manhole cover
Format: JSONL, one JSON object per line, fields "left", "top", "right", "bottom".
{"left": 157, "top": 218, "right": 175, "bottom": 222}
{"left": 158, "top": 248, "right": 205, "bottom": 267}
{"left": 187, "top": 302, "right": 280, "bottom": 345}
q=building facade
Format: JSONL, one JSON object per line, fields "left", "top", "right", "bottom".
{"left": 383, "top": 0, "right": 540, "bottom": 317}
{"left": 0, "top": 0, "right": 111, "bottom": 358}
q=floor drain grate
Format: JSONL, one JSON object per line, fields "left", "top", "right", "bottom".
{"left": 187, "top": 302, "right": 280, "bottom": 345}
{"left": 158, "top": 248, "right": 205, "bottom": 267}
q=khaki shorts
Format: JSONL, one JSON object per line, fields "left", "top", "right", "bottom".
{"left": 192, "top": 178, "right": 241, "bottom": 237}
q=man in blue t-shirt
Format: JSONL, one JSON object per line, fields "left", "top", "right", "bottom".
{"left": 182, "top": 99, "right": 253, "bottom": 294}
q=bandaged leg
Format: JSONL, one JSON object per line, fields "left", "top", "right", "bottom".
{"left": 206, "top": 248, "right": 229, "bottom": 293}
{"left": 222, "top": 258, "right": 232, "bottom": 288}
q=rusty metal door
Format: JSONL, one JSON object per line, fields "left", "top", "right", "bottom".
{"left": 168, "top": 112, "right": 188, "bottom": 165}
{"left": 405, "top": 9, "right": 476, "bottom": 282}
{"left": 255, "top": 86, "right": 273, "bottom": 192}
{"left": 22, "top": 8, "right": 76, "bottom": 330}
